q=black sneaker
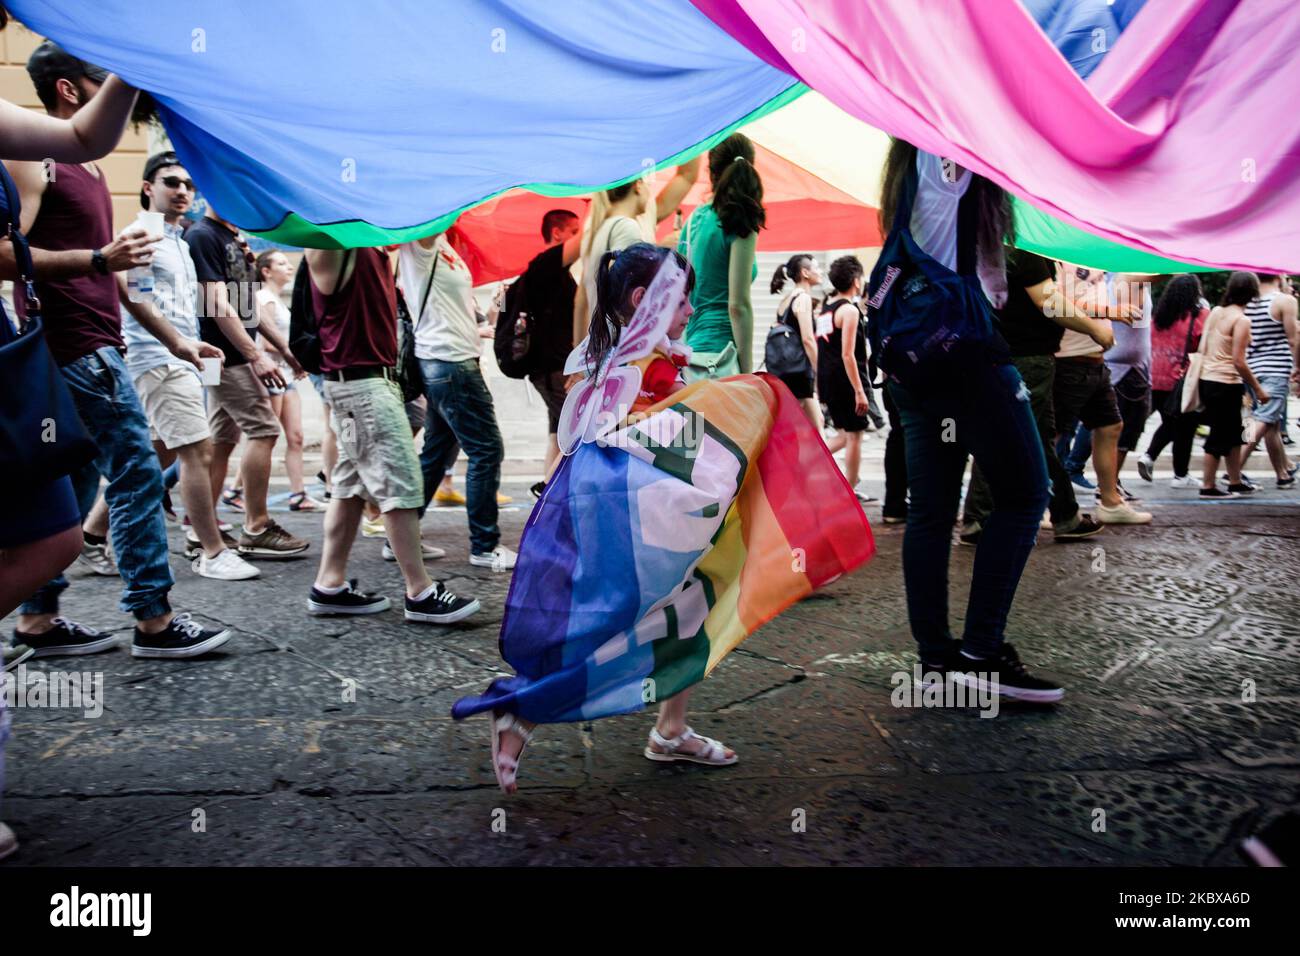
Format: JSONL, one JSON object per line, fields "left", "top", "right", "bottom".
{"left": 131, "top": 612, "right": 231, "bottom": 659}
{"left": 13, "top": 618, "right": 119, "bottom": 658}
{"left": 530, "top": 481, "right": 546, "bottom": 499}
{"left": 913, "top": 639, "right": 959, "bottom": 689}
{"left": 1227, "top": 482, "right": 1256, "bottom": 495}
{"left": 1054, "top": 513, "right": 1104, "bottom": 541}
{"left": 4, "top": 644, "right": 34, "bottom": 671}
{"left": 1223, "top": 472, "right": 1257, "bottom": 489}
{"left": 1279, "top": 476, "right": 1296, "bottom": 489}
{"left": 950, "top": 641, "right": 1065, "bottom": 703}
{"left": 404, "top": 581, "right": 481, "bottom": 624}
{"left": 1200, "top": 486, "right": 1238, "bottom": 499}
{"left": 307, "top": 579, "right": 391, "bottom": 616}
{"left": 957, "top": 523, "right": 982, "bottom": 547}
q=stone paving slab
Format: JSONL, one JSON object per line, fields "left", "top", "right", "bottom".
{"left": 2, "top": 479, "right": 1298, "bottom": 866}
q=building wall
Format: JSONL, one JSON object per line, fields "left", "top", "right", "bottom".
{"left": 2, "top": 21, "right": 152, "bottom": 234}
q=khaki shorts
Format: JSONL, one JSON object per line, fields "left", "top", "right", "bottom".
{"left": 325, "top": 376, "right": 424, "bottom": 512}
{"left": 207, "top": 362, "right": 281, "bottom": 444}
{"left": 133, "top": 364, "right": 211, "bottom": 449}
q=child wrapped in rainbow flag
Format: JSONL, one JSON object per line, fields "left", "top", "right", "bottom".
{"left": 453, "top": 243, "right": 875, "bottom": 792}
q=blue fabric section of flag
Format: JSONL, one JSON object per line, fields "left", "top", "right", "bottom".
{"left": 1020, "top": 0, "right": 1147, "bottom": 78}
{"left": 6, "top": 0, "right": 795, "bottom": 238}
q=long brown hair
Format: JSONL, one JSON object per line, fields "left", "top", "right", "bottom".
{"left": 879, "top": 138, "right": 1012, "bottom": 268}
{"left": 707, "top": 133, "right": 765, "bottom": 238}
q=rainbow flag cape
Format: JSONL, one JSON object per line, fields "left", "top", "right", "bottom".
{"left": 452, "top": 374, "right": 874, "bottom": 725}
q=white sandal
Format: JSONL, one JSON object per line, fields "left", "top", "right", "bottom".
{"left": 490, "top": 711, "right": 534, "bottom": 793}
{"left": 644, "top": 725, "right": 737, "bottom": 766}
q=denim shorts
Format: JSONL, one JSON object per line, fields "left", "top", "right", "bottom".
{"left": 1249, "top": 373, "right": 1291, "bottom": 424}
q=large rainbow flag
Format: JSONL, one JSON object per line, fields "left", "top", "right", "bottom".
{"left": 8, "top": 0, "right": 1297, "bottom": 273}
{"left": 452, "top": 374, "right": 874, "bottom": 724}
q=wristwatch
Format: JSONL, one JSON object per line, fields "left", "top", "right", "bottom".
{"left": 91, "top": 248, "right": 108, "bottom": 275}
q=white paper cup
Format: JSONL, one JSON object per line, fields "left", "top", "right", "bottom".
{"left": 200, "top": 357, "right": 222, "bottom": 386}
{"left": 136, "top": 211, "right": 165, "bottom": 239}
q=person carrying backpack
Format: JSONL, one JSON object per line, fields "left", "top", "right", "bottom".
{"left": 494, "top": 209, "right": 583, "bottom": 495}
{"left": 872, "top": 139, "right": 1059, "bottom": 704}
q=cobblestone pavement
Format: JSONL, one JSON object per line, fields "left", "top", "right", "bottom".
{"left": 2, "top": 473, "right": 1298, "bottom": 866}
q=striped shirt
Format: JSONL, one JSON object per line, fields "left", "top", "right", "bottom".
{"left": 1245, "top": 293, "right": 1292, "bottom": 377}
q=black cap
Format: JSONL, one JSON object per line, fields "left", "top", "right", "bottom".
{"left": 27, "top": 40, "right": 109, "bottom": 105}
{"left": 140, "top": 151, "right": 185, "bottom": 209}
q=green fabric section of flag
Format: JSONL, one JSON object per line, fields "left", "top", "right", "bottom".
{"left": 1012, "top": 198, "right": 1217, "bottom": 274}
{"left": 248, "top": 84, "right": 810, "bottom": 249}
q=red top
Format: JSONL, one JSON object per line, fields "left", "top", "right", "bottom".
{"left": 14, "top": 163, "right": 121, "bottom": 365}
{"left": 311, "top": 247, "right": 398, "bottom": 372}
{"left": 1150, "top": 306, "right": 1207, "bottom": 392}
{"left": 631, "top": 351, "right": 686, "bottom": 414}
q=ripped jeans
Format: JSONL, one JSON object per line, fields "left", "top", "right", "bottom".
{"left": 888, "top": 360, "right": 1049, "bottom": 662}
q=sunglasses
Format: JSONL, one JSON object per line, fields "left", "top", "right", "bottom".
{"left": 158, "top": 175, "right": 195, "bottom": 191}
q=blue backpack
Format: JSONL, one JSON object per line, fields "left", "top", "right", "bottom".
{"left": 866, "top": 163, "right": 1000, "bottom": 390}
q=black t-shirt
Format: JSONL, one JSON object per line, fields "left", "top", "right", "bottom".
{"left": 520, "top": 243, "right": 576, "bottom": 372}
{"left": 186, "top": 217, "right": 257, "bottom": 367}
{"left": 994, "top": 249, "right": 1060, "bottom": 357}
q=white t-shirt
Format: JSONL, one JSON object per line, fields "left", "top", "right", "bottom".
{"left": 582, "top": 215, "right": 644, "bottom": 327}
{"left": 255, "top": 286, "right": 291, "bottom": 367}
{"left": 398, "top": 236, "right": 479, "bottom": 363}
{"left": 909, "top": 152, "right": 971, "bottom": 272}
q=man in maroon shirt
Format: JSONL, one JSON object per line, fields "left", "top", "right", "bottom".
{"left": 302, "top": 246, "right": 478, "bottom": 625}
{"left": 4, "top": 42, "right": 231, "bottom": 660}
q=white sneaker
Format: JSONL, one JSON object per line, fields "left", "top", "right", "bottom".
{"left": 1097, "top": 501, "right": 1153, "bottom": 525}
{"left": 75, "top": 540, "right": 118, "bottom": 577}
{"left": 192, "top": 548, "right": 261, "bottom": 580}
{"left": 361, "top": 517, "right": 386, "bottom": 538}
{"left": 382, "top": 540, "right": 447, "bottom": 561}
{"left": 1169, "top": 474, "right": 1194, "bottom": 488}
{"left": 470, "top": 545, "right": 518, "bottom": 571}
{"left": 1137, "top": 454, "right": 1155, "bottom": 483}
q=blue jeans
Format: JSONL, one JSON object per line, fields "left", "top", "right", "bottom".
{"left": 162, "top": 459, "right": 181, "bottom": 490}
{"left": 418, "top": 358, "right": 503, "bottom": 554}
{"left": 1060, "top": 421, "right": 1092, "bottom": 476}
{"left": 888, "top": 361, "right": 1049, "bottom": 662}
{"left": 21, "top": 348, "right": 173, "bottom": 621}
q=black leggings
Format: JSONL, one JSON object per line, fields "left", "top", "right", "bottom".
{"left": 1145, "top": 388, "right": 1202, "bottom": 478}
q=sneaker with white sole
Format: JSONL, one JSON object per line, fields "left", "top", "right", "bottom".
{"left": 238, "top": 520, "right": 310, "bottom": 559}
{"left": 1097, "top": 501, "right": 1153, "bottom": 524}
{"left": 185, "top": 528, "right": 240, "bottom": 559}
{"left": 1136, "top": 454, "right": 1155, "bottom": 483}
{"left": 12, "top": 618, "right": 119, "bottom": 658}
{"left": 361, "top": 517, "right": 386, "bottom": 538}
{"left": 192, "top": 548, "right": 261, "bottom": 581}
{"left": 1170, "top": 474, "right": 1194, "bottom": 488}
{"left": 307, "top": 579, "right": 391, "bottom": 616}
{"left": 404, "top": 581, "right": 481, "bottom": 624}
{"left": 382, "top": 540, "right": 446, "bottom": 561}
{"left": 75, "top": 540, "right": 118, "bottom": 577}
{"left": 131, "top": 612, "right": 231, "bottom": 659}
{"left": 469, "top": 545, "right": 517, "bottom": 571}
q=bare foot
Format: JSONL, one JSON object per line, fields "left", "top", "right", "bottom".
{"left": 491, "top": 713, "right": 536, "bottom": 794}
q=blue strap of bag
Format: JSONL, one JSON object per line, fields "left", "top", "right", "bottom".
{"left": 0, "top": 165, "right": 42, "bottom": 344}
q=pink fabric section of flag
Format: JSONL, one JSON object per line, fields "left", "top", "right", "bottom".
{"left": 690, "top": 0, "right": 1300, "bottom": 273}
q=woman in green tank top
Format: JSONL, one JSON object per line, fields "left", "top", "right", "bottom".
{"left": 677, "top": 133, "right": 764, "bottom": 380}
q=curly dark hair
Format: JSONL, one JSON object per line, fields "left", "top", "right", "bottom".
{"left": 1152, "top": 274, "right": 1202, "bottom": 331}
